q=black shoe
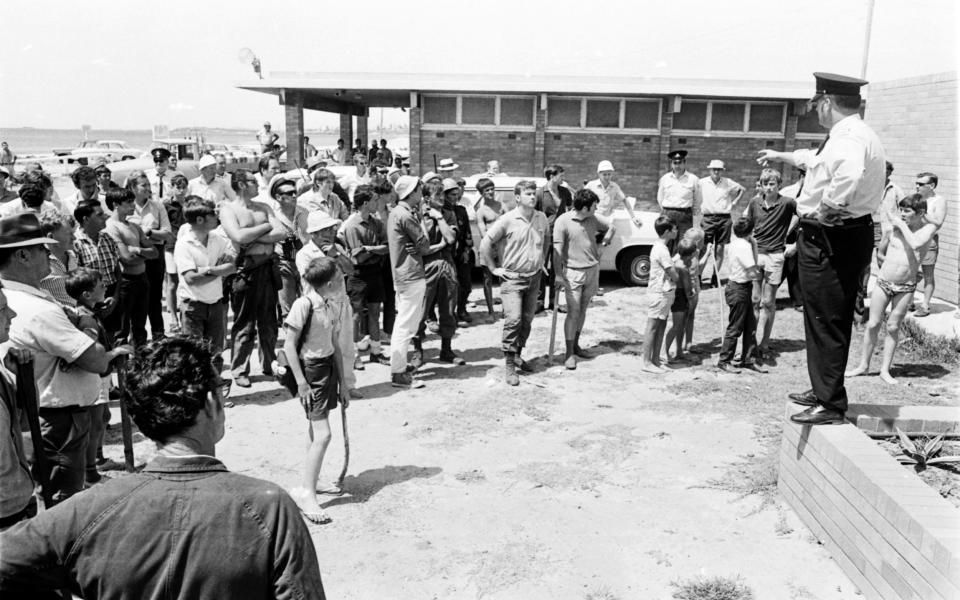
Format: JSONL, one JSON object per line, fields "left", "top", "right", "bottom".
{"left": 516, "top": 356, "right": 534, "bottom": 373}
{"left": 716, "top": 362, "right": 741, "bottom": 374}
{"left": 439, "top": 350, "right": 466, "bottom": 365}
{"left": 353, "top": 355, "right": 365, "bottom": 371}
{"left": 788, "top": 389, "right": 818, "bottom": 407}
{"left": 574, "top": 345, "right": 591, "bottom": 359}
{"left": 535, "top": 302, "right": 545, "bottom": 314}
{"left": 457, "top": 311, "right": 473, "bottom": 323}
{"left": 737, "top": 362, "right": 768, "bottom": 374}
{"left": 369, "top": 353, "right": 390, "bottom": 365}
{"left": 790, "top": 407, "right": 845, "bottom": 425}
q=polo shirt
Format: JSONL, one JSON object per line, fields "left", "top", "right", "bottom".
{"left": 297, "top": 190, "right": 349, "bottom": 221}
{"left": 0, "top": 279, "right": 99, "bottom": 408}
{"left": 744, "top": 195, "right": 797, "bottom": 253}
{"left": 341, "top": 212, "right": 387, "bottom": 266}
{"left": 552, "top": 211, "right": 607, "bottom": 269}
{"left": 585, "top": 179, "right": 626, "bottom": 217}
{"left": 386, "top": 201, "right": 431, "bottom": 285}
{"left": 657, "top": 171, "right": 702, "bottom": 211}
{"left": 699, "top": 176, "right": 744, "bottom": 215}
{"left": 187, "top": 176, "right": 236, "bottom": 207}
{"left": 483, "top": 207, "right": 548, "bottom": 277}
{"left": 174, "top": 228, "right": 235, "bottom": 304}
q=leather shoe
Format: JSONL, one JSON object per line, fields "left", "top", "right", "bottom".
{"left": 716, "top": 362, "right": 741, "bottom": 374}
{"left": 737, "top": 362, "right": 768, "bottom": 374}
{"left": 788, "top": 389, "right": 818, "bottom": 407}
{"left": 574, "top": 345, "right": 591, "bottom": 359}
{"left": 515, "top": 356, "right": 534, "bottom": 373}
{"left": 439, "top": 350, "right": 466, "bottom": 365}
{"left": 790, "top": 406, "right": 845, "bottom": 426}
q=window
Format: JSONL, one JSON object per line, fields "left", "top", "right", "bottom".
{"left": 500, "top": 97, "right": 535, "bottom": 126}
{"left": 673, "top": 102, "right": 707, "bottom": 130}
{"left": 548, "top": 99, "right": 581, "bottom": 127}
{"left": 711, "top": 103, "right": 745, "bottom": 131}
{"left": 586, "top": 100, "right": 620, "bottom": 128}
{"left": 748, "top": 104, "right": 785, "bottom": 132}
{"left": 461, "top": 96, "right": 495, "bottom": 125}
{"left": 423, "top": 96, "right": 456, "bottom": 124}
{"left": 797, "top": 109, "right": 826, "bottom": 134}
{"left": 624, "top": 100, "right": 660, "bottom": 129}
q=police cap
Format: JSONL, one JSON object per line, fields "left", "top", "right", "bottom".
{"left": 813, "top": 72, "right": 868, "bottom": 96}
{"left": 667, "top": 150, "right": 688, "bottom": 161}
{"left": 151, "top": 147, "right": 172, "bottom": 162}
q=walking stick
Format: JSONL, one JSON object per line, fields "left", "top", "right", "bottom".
{"left": 714, "top": 243, "right": 725, "bottom": 343}
{"left": 336, "top": 402, "right": 350, "bottom": 487}
{"left": 14, "top": 357, "right": 53, "bottom": 507}
{"left": 115, "top": 358, "right": 136, "bottom": 472}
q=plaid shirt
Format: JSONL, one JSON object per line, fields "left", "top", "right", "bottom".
{"left": 74, "top": 230, "right": 121, "bottom": 287}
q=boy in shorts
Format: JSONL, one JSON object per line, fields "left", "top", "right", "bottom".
{"left": 742, "top": 168, "right": 797, "bottom": 362}
{"left": 846, "top": 194, "right": 937, "bottom": 384}
{"left": 665, "top": 238, "right": 698, "bottom": 363}
{"left": 641, "top": 216, "right": 678, "bottom": 373}
{"left": 284, "top": 256, "right": 351, "bottom": 524}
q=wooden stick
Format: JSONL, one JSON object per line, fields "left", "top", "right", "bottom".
{"left": 14, "top": 358, "right": 52, "bottom": 507}
{"left": 115, "top": 359, "right": 135, "bottom": 472}
{"left": 337, "top": 402, "right": 350, "bottom": 487}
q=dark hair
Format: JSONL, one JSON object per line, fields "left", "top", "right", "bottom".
{"left": 21, "top": 170, "right": 52, "bottom": 192}
{"left": 105, "top": 188, "right": 135, "bottom": 211}
{"left": 74, "top": 200, "right": 103, "bottom": 225}
{"left": 916, "top": 172, "right": 938, "bottom": 187}
{"left": 373, "top": 181, "right": 394, "bottom": 195}
{"left": 184, "top": 196, "right": 215, "bottom": 223}
{"left": 39, "top": 209, "right": 74, "bottom": 237}
{"left": 70, "top": 166, "right": 97, "bottom": 187}
{"left": 733, "top": 217, "right": 754, "bottom": 238}
{"left": 677, "top": 238, "right": 698, "bottom": 258}
{"left": 898, "top": 193, "right": 927, "bottom": 213}
{"left": 513, "top": 180, "right": 537, "bottom": 195}
{"left": 126, "top": 336, "right": 220, "bottom": 442}
{"left": 826, "top": 94, "right": 862, "bottom": 111}
{"left": 476, "top": 178, "right": 494, "bottom": 192}
{"left": 171, "top": 173, "right": 188, "bottom": 187}
{"left": 94, "top": 164, "right": 112, "bottom": 176}
{"left": 17, "top": 182, "right": 46, "bottom": 208}
{"left": 654, "top": 215, "right": 676, "bottom": 236}
{"left": 353, "top": 185, "right": 374, "bottom": 209}
{"left": 543, "top": 164, "right": 565, "bottom": 179}
{"left": 313, "top": 168, "right": 336, "bottom": 185}
{"left": 65, "top": 267, "right": 102, "bottom": 300}
{"left": 885, "top": 161, "right": 894, "bottom": 172}
{"left": 572, "top": 188, "right": 599, "bottom": 211}
{"left": 422, "top": 179, "right": 444, "bottom": 202}
{"left": 303, "top": 256, "right": 337, "bottom": 289}
{"left": 257, "top": 156, "right": 272, "bottom": 173}
{"left": 759, "top": 168, "right": 782, "bottom": 185}
{"left": 230, "top": 168, "right": 252, "bottom": 194}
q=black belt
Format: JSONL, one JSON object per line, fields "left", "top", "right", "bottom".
{"left": 799, "top": 214, "right": 872, "bottom": 228}
{"left": 39, "top": 405, "right": 88, "bottom": 413}
{"left": 702, "top": 213, "right": 730, "bottom": 217}
{"left": 663, "top": 207, "right": 692, "bottom": 212}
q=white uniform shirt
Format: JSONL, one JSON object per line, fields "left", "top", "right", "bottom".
{"left": 793, "top": 114, "right": 885, "bottom": 219}
{"left": 146, "top": 168, "right": 182, "bottom": 200}
{"left": 657, "top": 171, "right": 702, "bottom": 213}
{"left": 699, "top": 176, "right": 744, "bottom": 215}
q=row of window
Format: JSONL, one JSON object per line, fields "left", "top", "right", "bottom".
{"left": 421, "top": 94, "right": 825, "bottom": 135}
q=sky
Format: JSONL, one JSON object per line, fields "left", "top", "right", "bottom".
{"left": 2, "top": 0, "right": 956, "bottom": 131}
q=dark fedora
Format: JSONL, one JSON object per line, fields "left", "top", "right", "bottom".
{"left": 0, "top": 213, "right": 58, "bottom": 249}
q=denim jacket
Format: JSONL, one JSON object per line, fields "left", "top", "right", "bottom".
{"left": 0, "top": 455, "right": 325, "bottom": 599}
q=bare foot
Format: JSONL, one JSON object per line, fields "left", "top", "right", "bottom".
{"left": 879, "top": 371, "right": 899, "bottom": 385}
{"left": 290, "top": 487, "right": 332, "bottom": 524}
{"left": 845, "top": 364, "right": 869, "bottom": 377}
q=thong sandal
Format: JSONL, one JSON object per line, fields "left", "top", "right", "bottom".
{"left": 301, "top": 509, "right": 333, "bottom": 525}
{"left": 316, "top": 483, "right": 343, "bottom": 496}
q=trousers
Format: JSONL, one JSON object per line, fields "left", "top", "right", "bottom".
{"left": 719, "top": 281, "right": 757, "bottom": 364}
{"left": 417, "top": 259, "right": 458, "bottom": 340}
{"left": 230, "top": 258, "right": 279, "bottom": 377}
{"left": 500, "top": 272, "right": 541, "bottom": 354}
{"left": 390, "top": 279, "right": 426, "bottom": 374}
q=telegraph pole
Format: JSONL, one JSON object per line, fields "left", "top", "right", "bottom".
{"left": 860, "top": 0, "right": 876, "bottom": 79}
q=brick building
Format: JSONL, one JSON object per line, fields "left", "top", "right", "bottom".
{"left": 238, "top": 72, "right": 825, "bottom": 210}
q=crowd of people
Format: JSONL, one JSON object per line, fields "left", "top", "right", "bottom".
{"left": 0, "top": 71, "right": 952, "bottom": 596}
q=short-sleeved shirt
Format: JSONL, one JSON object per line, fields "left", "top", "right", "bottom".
{"left": 647, "top": 241, "right": 675, "bottom": 294}
{"left": 743, "top": 195, "right": 797, "bottom": 253}
{"left": 0, "top": 200, "right": 57, "bottom": 218}
{"left": 295, "top": 242, "right": 351, "bottom": 302}
{"left": 585, "top": 179, "right": 626, "bottom": 217}
{"left": 283, "top": 293, "right": 340, "bottom": 360}
{"left": 174, "top": 228, "right": 235, "bottom": 304}
{"left": 187, "top": 176, "right": 235, "bottom": 207}
{"left": 146, "top": 168, "right": 181, "bottom": 200}
{"left": 727, "top": 236, "right": 757, "bottom": 284}
{"left": 74, "top": 230, "right": 121, "bottom": 287}
{"left": 657, "top": 171, "right": 701, "bottom": 211}
{"left": 128, "top": 198, "right": 171, "bottom": 242}
{"left": 297, "top": 190, "right": 349, "bottom": 221}
{"left": 699, "top": 176, "right": 744, "bottom": 215}
{"left": 104, "top": 218, "right": 148, "bottom": 274}
{"left": 338, "top": 171, "right": 371, "bottom": 202}
{"left": 341, "top": 212, "right": 387, "bottom": 267}
{"left": 552, "top": 211, "right": 607, "bottom": 269}
{"left": 387, "top": 201, "right": 431, "bottom": 285}
{"left": 0, "top": 279, "right": 99, "bottom": 408}
{"left": 483, "top": 207, "right": 549, "bottom": 277}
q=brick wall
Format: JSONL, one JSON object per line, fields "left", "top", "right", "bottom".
{"left": 415, "top": 128, "right": 536, "bottom": 177}
{"left": 866, "top": 72, "right": 958, "bottom": 305}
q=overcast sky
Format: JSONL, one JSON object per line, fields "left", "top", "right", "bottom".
{"left": 2, "top": 0, "right": 956, "bottom": 130}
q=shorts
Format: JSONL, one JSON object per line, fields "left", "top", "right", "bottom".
{"left": 647, "top": 289, "right": 675, "bottom": 320}
{"left": 701, "top": 213, "right": 732, "bottom": 245}
{"left": 670, "top": 287, "right": 689, "bottom": 313}
{"left": 877, "top": 277, "right": 916, "bottom": 299}
{"left": 346, "top": 264, "right": 385, "bottom": 309}
{"left": 757, "top": 252, "right": 785, "bottom": 286}
{"left": 921, "top": 234, "right": 938, "bottom": 267}
{"left": 164, "top": 250, "right": 178, "bottom": 275}
{"left": 563, "top": 265, "right": 599, "bottom": 295}
{"left": 300, "top": 355, "right": 339, "bottom": 420}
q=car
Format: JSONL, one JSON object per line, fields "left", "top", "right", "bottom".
{"left": 52, "top": 140, "right": 144, "bottom": 165}
{"left": 107, "top": 137, "right": 205, "bottom": 185}
{"left": 459, "top": 174, "right": 661, "bottom": 286}
{"left": 203, "top": 143, "right": 237, "bottom": 164}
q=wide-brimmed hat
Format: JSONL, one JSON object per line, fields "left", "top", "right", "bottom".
{"left": 438, "top": 158, "right": 459, "bottom": 171}
{"left": 306, "top": 212, "right": 341, "bottom": 233}
{"left": 395, "top": 176, "right": 420, "bottom": 201}
{"left": 0, "top": 213, "right": 59, "bottom": 249}
{"left": 198, "top": 154, "right": 217, "bottom": 170}
{"left": 707, "top": 159, "right": 725, "bottom": 170}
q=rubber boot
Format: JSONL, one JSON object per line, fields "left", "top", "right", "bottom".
{"left": 504, "top": 352, "right": 519, "bottom": 386}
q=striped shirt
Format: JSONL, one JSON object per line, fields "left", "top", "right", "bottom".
{"left": 74, "top": 230, "right": 121, "bottom": 287}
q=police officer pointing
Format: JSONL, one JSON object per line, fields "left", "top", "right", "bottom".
{"left": 757, "top": 72, "right": 885, "bottom": 426}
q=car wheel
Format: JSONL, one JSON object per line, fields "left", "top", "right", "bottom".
{"left": 618, "top": 247, "right": 651, "bottom": 286}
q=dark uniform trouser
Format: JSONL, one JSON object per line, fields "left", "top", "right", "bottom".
{"left": 797, "top": 218, "right": 873, "bottom": 413}
{"left": 144, "top": 250, "right": 165, "bottom": 338}
{"left": 230, "top": 258, "right": 279, "bottom": 377}
{"left": 416, "top": 258, "right": 459, "bottom": 340}
{"left": 456, "top": 253, "right": 473, "bottom": 314}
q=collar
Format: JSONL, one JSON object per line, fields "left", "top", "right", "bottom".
{"left": 829, "top": 113, "right": 862, "bottom": 135}
{"left": 143, "top": 454, "right": 227, "bottom": 474}
{"left": 0, "top": 277, "right": 57, "bottom": 302}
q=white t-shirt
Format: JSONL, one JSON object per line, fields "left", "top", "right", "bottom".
{"left": 647, "top": 241, "right": 675, "bottom": 294}
{"left": 727, "top": 236, "right": 757, "bottom": 284}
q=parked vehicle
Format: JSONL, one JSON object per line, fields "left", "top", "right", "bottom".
{"left": 107, "top": 137, "right": 206, "bottom": 185}
{"left": 51, "top": 140, "right": 144, "bottom": 165}
{"left": 459, "top": 175, "right": 661, "bottom": 286}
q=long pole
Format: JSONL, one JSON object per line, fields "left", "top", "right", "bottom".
{"left": 14, "top": 358, "right": 52, "bottom": 507}
{"left": 860, "top": 0, "right": 876, "bottom": 79}
{"left": 115, "top": 359, "right": 136, "bottom": 472}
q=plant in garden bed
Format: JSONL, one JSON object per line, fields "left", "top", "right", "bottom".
{"left": 672, "top": 575, "right": 753, "bottom": 600}
{"left": 894, "top": 428, "right": 960, "bottom": 472}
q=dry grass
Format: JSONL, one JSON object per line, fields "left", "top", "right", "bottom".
{"left": 672, "top": 575, "right": 754, "bottom": 600}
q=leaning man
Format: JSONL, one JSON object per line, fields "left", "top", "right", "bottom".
{"left": 0, "top": 336, "right": 326, "bottom": 599}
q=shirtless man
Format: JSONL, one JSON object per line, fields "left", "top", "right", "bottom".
{"left": 846, "top": 193, "right": 937, "bottom": 384}
{"left": 474, "top": 178, "right": 508, "bottom": 320}
{"left": 220, "top": 169, "right": 286, "bottom": 388}
{"left": 913, "top": 172, "right": 946, "bottom": 317}
{"left": 257, "top": 122, "right": 280, "bottom": 156}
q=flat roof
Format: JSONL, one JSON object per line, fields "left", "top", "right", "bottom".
{"left": 237, "top": 71, "right": 813, "bottom": 112}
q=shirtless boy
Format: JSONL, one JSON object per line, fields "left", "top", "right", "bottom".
{"left": 846, "top": 194, "right": 938, "bottom": 384}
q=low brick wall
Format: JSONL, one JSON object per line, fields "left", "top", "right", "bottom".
{"left": 778, "top": 403, "right": 960, "bottom": 600}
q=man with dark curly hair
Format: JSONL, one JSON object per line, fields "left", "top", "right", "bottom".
{"left": 0, "top": 336, "right": 326, "bottom": 599}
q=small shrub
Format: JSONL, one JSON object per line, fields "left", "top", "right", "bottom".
{"left": 895, "top": 428, "right": 960, "bottom": 471}
{"left": 672, "top": 575, "right": 754, "bottom": 600}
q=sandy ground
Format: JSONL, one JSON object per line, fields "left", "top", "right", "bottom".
{"left": 98, "top": 270, "right": 959, "bottom": 600}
